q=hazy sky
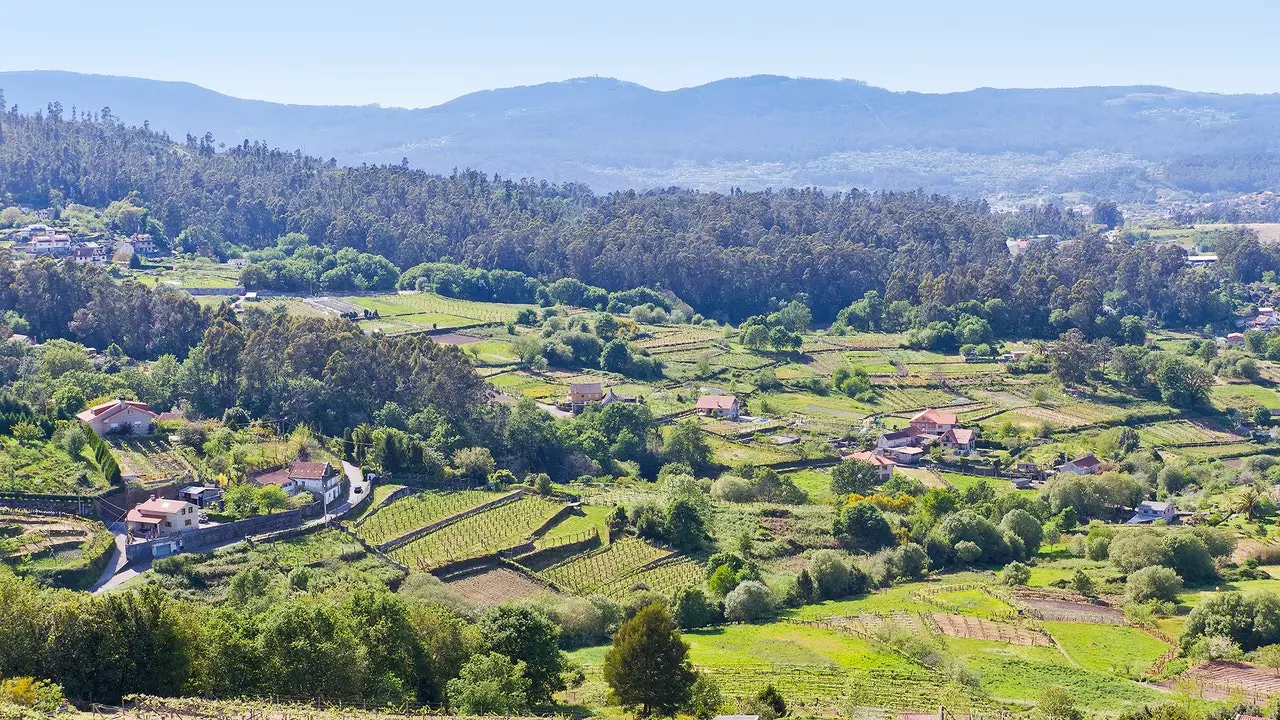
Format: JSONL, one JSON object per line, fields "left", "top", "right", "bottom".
{"left": 4, "top": 1, "right": 1278, "bottom": 108}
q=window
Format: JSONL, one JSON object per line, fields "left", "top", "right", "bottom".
{"left": 165, "top": 521, "right": 172, "bottom": 527}
{"left": 185, "top": 519, "right": 192, "bottom": 526}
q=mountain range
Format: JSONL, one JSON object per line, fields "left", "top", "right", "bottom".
{"left": 4, "top": 70, "right": 1280, "bottom": 200}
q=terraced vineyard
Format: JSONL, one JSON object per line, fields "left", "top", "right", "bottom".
{"left": 593, "top": 556, "right": 704, "bottom": 598}
{"left": 351, "top": 489, "right": 502, "bottom": 546}
{"left": 388, "top": 495, "right": 564, "bottom": 571}
{"left": 540, "top": 536, "right": 672, "bottom": 593}
{"left": 1137, "top": 419, "right": 1244, "bottom": 446}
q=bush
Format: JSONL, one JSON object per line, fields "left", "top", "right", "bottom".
{"left": 1000, "top": 561, "right": 1031, "bottom": 586}
{"left": 1001, "top": 508, "right": 1044, "bottom": 556}
{"left": 955, "top": 540, "right": 982, "bottom": 563}
{"left": 724, "top": 581, "right": 775, "bottom": 622}
{"left": 688, "top": 674, "right": 725, "bottom": 720}
{"left": 673, "top": 587, "right": 719, "bottom": 629}
{"left": 1126, "top": 566, "right": 1183, "bottom": 604}
{"left": 808, "top": 550, "right": 852, "bottom": 599}
{"left": 1108, "top": 531, "right": 1170, "bottom": 573}
{"left": 446, "top": 652, "right": 530, "bottom": 714}
{"left": 710, "top": 476, "right": 754, "bottom": 503}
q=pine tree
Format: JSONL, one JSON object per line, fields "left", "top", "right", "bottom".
{"left": 603, "top": 603, "right": 696, "bottom": 716}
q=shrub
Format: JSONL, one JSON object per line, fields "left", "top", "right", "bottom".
{"left": 673, "top": 587, "right": 719, "bottom": 629}
{"left": 710, "top": 476, "right": 754, "bottom": 503}
{"left": 808, "top": 550, "right": 852, "bottom": 599}
{"left": 955, "top": 540, "right": 982, "bottom": 563}
{"left": 1000, "top": 561, "right": 1031, "bottom": 586}
{"left": 1001, "top": 508, "right": 1044, "bottom": 556}
{"left": 1126, "top": 566, "right": 1183, "bottom": 604}
{"left": 724, "top": 581, "right": 775, "bottom": 622}
{"left": 689, "top": 674, "right": 725, "bottom": 720}
{"left": 446, "top": 652, "right": 530, "bottom": 714}
{"left": 1108, "top": 531, "right": 1169, "bottom": 573}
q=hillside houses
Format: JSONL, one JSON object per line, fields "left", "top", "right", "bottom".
{"left": 872, "top": 407, "right": 976, "bottom": 465}
{"left": 76, "top": 398, "right": 159, "bottom": 436}
{"left": 559, "top": 382, "right": 639, "bottom": 414}
{"left": 4, "top": 216, "right": 166, "bottom": 263}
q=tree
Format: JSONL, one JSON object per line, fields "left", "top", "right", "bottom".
{"left": 673, "top": 588, "right": 718, "bottom": 630}
{"left": 688, "top": 674, "right": 724, "bottom": 720}
{"left": 1164, "top": 533, "right": 1215, "bottom": 583}
{"left": 446, "top": 652, "right": 529, "bottom": 714}
{"left": 603, "top": 604, "right": 696, "bottom": 716}
{"left": 1092, "top": 201, "right": 1123, "bottom": 230}
{"left": 600, "top": 340, "right": 633, "bottom": 373}
{"left": 1126, "top": 566, "right": 1183, "bottom": 604}
{"left": 663, "top": 421, "right": 712, "bottom": 472}
{"left": 1001, "top": 509, "right": 1044, "bottom": 556}
{"left": 740, "top": 324, "right": 769, "bottom": 350}
{"left": 478, "top": 605, "right": 565, "bottom": 704}
{"left": 1109, "top": 532, "right": 1170, "bottom": 574}
{"left": 831, "top": 459, "right": 879, "bottom": 496}
{"left": 1071, "top": 569, "right": 1096, "bottom": 598}
{"left": 664, "top": 499, "right": 707, "bottom": 551}
{"left": 1153, "top": 355, "right": 1213, "bottom": 408}
{"left": 708, "top": 564, "right": 740, "bottom": 598}
{"left": 833, "top": 502, "right": 895, "bottom": 552}
{"left": 756, "top": 685, "right": 787, "bottom": 717}
{"left": 724, "top": 581, "right": 775, "bottom": 623}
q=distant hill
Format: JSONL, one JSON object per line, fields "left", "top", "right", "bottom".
{"left": 5, "top": 70, "right": 1280, "bottom": 199}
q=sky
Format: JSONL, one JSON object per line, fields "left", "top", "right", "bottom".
{"left": 3, "top": 0, "right": 1279, "bottom": 108}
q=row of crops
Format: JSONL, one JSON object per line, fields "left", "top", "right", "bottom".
{"left": 592, "top": 556, "right": 703, "bottom": 599}
{"left": 1136, "top": 419, "right": 1243, "bottom": 446}
{"left": 351, "top": 489, "right": 502, "bottom": 546}
{"left": 539, "top": 536, "right": 672, "bottom": 593}
{"left": 388, "top": 496, "right": 564, "bottom": 571}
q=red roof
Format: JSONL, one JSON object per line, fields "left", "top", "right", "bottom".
{"left": 845, "top": 451, "right": 895, "bottom": 467}
{"left": 910, "top": 408, "right": 957, "bottom": 426}
{"left": 1071, "top": 453, "right": 1101, "bottom": 468}
{"left": 696, "top": 395, "right": 738, "bottom": 410}
{"left": 945, "top": 428, "right": 975, "bottom": 445}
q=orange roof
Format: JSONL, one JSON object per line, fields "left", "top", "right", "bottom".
{"left": 845, "top": 451, "right": 895, "bottom": 467}
{"left": 910, "top": 408, "right": 957, "bottom": 426}
{"left": 945, "top": 428, "right": 975, "bottom": 444}
{"left": 696, "top": 395, "right": 738, "bottom": 410}
{"left": 75, "top": 398, "right": 157, "bottom": 424}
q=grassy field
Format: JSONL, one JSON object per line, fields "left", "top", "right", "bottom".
{"left": 535, "top": 505, "right": 612, "bottom": 547}
{"left": 943, "top": 636, "right": 1163, "bottom": 709}
{"left": 1043, "top": 621, "right": 1170, "bottom": 677}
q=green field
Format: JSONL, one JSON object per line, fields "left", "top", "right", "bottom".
{"left": 1043, "top": 621, "right": 1170, "bottom": 677}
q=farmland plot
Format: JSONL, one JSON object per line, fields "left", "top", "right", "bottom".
{"left": 592, "top": 556, "right": 704, "bottom": 598}
{"left": 441, "top": 564, "right": 553, "bottom": 605}
{"left": 1137, "top": 419, "right": 1244, "bottom": 446}
{"left": 541, "top": 536, "right": 672, "bottom": 593}
{"left": 1176, "top": 660, "right": 1280, "bottom": 702}
{"left": 109, "top": 437, "right": 195, "bottom": 483}
{"left": 388, "top": 496, "right": 564, "bottom": 571}
{"left": 929, "top": 614, "right": 1052, "bottom": 646}
{"left": 351, "top": 489, "right": 503, "bottom": 546}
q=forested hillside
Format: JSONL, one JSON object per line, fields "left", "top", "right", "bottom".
{"left": 1, "top": 106, "right": 1276, "bottom": 332}
{"left": 5, "top": 71, "right": 1280, "bottom": 196}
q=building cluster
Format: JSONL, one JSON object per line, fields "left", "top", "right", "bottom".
{"left": 1249, "top": 306, "right": 1280, "bottom": 332}
{"left": 8, "top": 221, "right": 162, "bottom": 265}
{"left": 248, "top": 460, "right": 345, "bottom": 506}
{"left": 559, "top": 382, "right": 640, "bottom": 414}
{"left": 872, "top": 409, "right": 976, "bottom": 465}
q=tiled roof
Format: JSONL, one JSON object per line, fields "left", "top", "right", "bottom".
{"left": 696, "top": 395, "right": 738, "bottom": 410}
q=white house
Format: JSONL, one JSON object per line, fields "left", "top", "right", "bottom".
{"left": 941, "top": 427, "right": 976, "bottom": 455}
{"left": 1128, "top": 500, "right": 1176, "bottom": 525}
{"left": 252, "top": 460, "right": 343, "bottom": 505}
{"left": 696, "top": 395, "right": 740, "bottom": 420}
{"left": 76, "top": 398, "right": 159, "bottom": 436}
{"left": 126, "top": 496, "right": 200, "bottom": 539}
{"left": 876, "top": 428, "right": 920, "bottom": 451}
{"left": 1057, "top": 453, "right": 1102, "bottom": 476}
